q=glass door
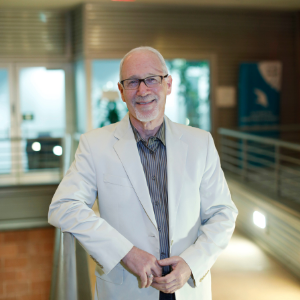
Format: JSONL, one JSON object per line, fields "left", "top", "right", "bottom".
{"left": 0, "top": 62, "right": 73, "bottom": 186}
{"left": 0, "top": 66, "right": 12, "bottom": 182}
{"left": 16, "top": 65, "right": 66, "bottom": 184}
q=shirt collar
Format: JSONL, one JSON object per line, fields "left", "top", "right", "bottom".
{"left": 130, "top": 120, "right": 166, "bottom": 146}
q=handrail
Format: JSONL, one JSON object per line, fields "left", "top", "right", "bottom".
{"left": 50, "top": 230, "right": 78, "bottom": 300}
{"left": 218, "top": 127, "right": 300, "bottom": 206}
{"left": 237, "top": 124, "right": 300, "bottom": 132}
{"left": 50, "top": 133, "right": 92, "bottom": 300}
{"left": 0, "top": 134, "right": 81, "bottom": 186}
{"left": 218, "top": 128, "right": 300, "bottom": 151}
{"left": 50, "top": 229, "right": 92, "bottom": 300}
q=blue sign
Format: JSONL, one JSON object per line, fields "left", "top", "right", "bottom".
{"left": 238, "top": 62, "right": 281, "bottom": 127}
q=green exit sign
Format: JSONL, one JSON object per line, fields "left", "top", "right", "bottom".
{"left": 23, "top": 114, "right": 34, "bottom": 121}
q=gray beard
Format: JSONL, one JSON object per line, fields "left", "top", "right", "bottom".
{"left": 133, "top": 95, "right": 159, "bottom": 122}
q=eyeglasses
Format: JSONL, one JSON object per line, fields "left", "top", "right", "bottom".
{"left": 120, "top": 74, "right": 168, "bottom": 90}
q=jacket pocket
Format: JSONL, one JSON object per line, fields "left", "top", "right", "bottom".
{"left": 103, "top": 174, "right": 133, "bottom": 188}
{"left": 95, "top": 263, "right": 124, "bottom": 285}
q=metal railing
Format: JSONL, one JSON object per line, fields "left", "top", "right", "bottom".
{"left": 218, "top": 127, "right": 300, "bottom": 204}
{"left": 49, "top": 133, "right": 92, "bottom": 299}
{"left": 50, "top": 229, "right": 92, "bottom": 300}
{"left": 0, "top": 134, "right": 79, "bottom": 186}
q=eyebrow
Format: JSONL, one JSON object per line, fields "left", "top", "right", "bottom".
{"left": 125, "top": 73, "right": 158, "bottom": 80}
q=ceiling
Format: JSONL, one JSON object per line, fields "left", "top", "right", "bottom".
{"left": 0, "top": 0, "right": 300, "bottom": 11}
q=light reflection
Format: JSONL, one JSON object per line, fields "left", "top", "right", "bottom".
{"left": 53, "top": 145, "right": 63, "bottom": 156}
{"left": 32, "top": 142, "right": 41, "bottom": 152}
{"left": 253, "top": 211, "right": 266, "bottom": 229}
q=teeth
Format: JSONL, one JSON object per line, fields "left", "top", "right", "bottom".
{"left": 138, "top": 100, "right": 153, "bottom": 105}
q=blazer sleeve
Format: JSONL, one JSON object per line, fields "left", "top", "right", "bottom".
{"left": 180, "top": 132, "right": 238, "bottom": 287}
{"left": 48, "top": 134, "right": 134, "bottom": 274}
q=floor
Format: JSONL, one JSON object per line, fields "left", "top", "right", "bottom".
{"left": 211, "top": 231, "right": 300, "bottom": 300}
{"left": 88, "top": 231, "right": 300, "bottom": 299}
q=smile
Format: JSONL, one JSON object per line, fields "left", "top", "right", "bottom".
{"left": 136, "top": 100, "right": 155, "bottom": 105}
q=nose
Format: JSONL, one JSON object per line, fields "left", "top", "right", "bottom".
{"left": 137, "top": 80, "right": 150, "bottom": 96}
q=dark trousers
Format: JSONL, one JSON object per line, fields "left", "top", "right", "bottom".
{"left": 159, "top": 292, "right": 175, "bottom": 300}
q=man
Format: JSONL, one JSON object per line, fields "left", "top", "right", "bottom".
{"left": 48, "top": 46, "right": 238, "bottom": 300}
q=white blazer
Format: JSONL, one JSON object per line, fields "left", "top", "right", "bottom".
{"left": 48, "top": 113, "right": 238, "bottom": 300}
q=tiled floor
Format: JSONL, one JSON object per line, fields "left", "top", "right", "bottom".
{"left": 88, "top": 231, "right": 300, "bottom": 299}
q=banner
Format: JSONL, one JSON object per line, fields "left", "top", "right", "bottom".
{"left": 238, "top": 61, "right": 282, "bottom": 128}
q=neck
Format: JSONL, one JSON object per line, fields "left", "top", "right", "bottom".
{"left": 129, "top": 114, "right": 164, "bottom": 141}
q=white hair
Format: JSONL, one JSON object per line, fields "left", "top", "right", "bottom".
{"left": 119, "top": 46, "right": 168, "bottom": 81}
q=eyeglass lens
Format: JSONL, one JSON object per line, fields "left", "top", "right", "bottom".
{"left": 124, "top": 76, "right": 162, "bottom": 89}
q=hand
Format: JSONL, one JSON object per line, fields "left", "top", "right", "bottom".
{"left": 151, "top": 256, "right": 191, "bottom": 294}
{"left": 122, "top": 246, "right": 162, "bottom": 288}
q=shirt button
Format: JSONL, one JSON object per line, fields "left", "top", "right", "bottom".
{"left": 152, "top": 176, "right": 156, "bottom": 180}
{"left": 158, "top": 227, "right": 161, "bottom": 231}
{"left": 155, "top": 201, "right": 159, "bottom": 206}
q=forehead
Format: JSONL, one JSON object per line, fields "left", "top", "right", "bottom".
{"left": 122, "top": 51, "right": 164, "bottom": 79}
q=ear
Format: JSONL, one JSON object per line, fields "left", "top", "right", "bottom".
{"left": 165, "top": 75, "right": 172, "bottom": 96}
{"left": 118, "top": 82, "right": 126, "bottom": 103}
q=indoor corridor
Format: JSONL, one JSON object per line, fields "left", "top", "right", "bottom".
{"left": 88, "top": 231, "right": 300, "bottom": 300}
{"left": 211, "top": 231, "right": 300, "bottom": 300}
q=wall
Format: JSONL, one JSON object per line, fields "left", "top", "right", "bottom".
{"left": 297, "top": 12, "right": 300, "bottom": 124}
{"left": 227, "top": 176, "right": 300, "bottom": 279}
{"left": 1, "top": 5, "right": 298, "bottom": 134}
{"left": 0, "top": 10, "right": 70, "bottom": 60}
{"left": 0, "top": 185, "right": 58, "bottom": 230}
{"left": 0, "top": 227, "right": 55, "bottom": 300}
{"left": 77, "top": 3, "right": 299, "bottom": 137}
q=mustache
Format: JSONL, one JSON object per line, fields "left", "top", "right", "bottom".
{"left": 134, "top": 95, "right": 158, "bottom": 103}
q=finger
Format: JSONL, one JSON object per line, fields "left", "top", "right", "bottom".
{"left": 151, "top": 282, "right": 161, "bottom": 291}
{"left": 157, "top": 257, "right": 177, "bottom": 266}
{"left": 145, "top": 274, "right": 153, "bottom": 288}
{"left": 155, "top": 279, "right": 177, "bottom": 291}
{"left": 168, "top": 284, "right": 181, "bottom": 294}
{"left": 167, "top": 287, "right": 178, "bottom": 294}
{"left": 151, "top": 282, "right": 169, "bottom": 292}
{"left": 164, "top": 282, "right": 178, "bottom": 294}
{"left": 140, "top": 272, "right": 147, "bottom": 288}
{"left": 152, "top": 264, "right": 162, "bottom": 277}
{"left": 154, "top": 272, "right": 176, "bottom": 284}
{"left": 153, "top": 281, "right": 178, "bottom": 294}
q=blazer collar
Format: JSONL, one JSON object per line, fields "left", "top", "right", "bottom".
{"left": 113, "top": 113, "right": 188, "bottom": 238}
{"left": 113, "top": 113, "right": 158, "bottom": 230}
{"left": 164, "top": 117, "right": 188, "bottom": 242}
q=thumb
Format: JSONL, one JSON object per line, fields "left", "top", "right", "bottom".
{"left": 158, "top": 257, "right": 177, "bottom": 266}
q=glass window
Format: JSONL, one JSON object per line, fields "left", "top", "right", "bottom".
{"left": 0, "top": 68, "right": 11, "bottom": 174}
{"left": 19, "top": 67, "right": 65, "bottom": 172}
{"left": 19, "top": 67, "right": 65, "bottom": 138}
{"left": 75, "top": 60, "right": 87, "bottom": 133}
{"left": 166, "top": 59, "right": 210, "bottom": 131}
{"left": 92, "top": 60, "right": 127, "bottom": 129}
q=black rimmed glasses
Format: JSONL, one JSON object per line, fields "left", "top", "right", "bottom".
{"left": 120, "top": 74, "right": 168, "bottom": 90}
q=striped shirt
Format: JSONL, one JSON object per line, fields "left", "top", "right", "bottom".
{"left": 131, "top": 121, "right": 171, "bottom": 275}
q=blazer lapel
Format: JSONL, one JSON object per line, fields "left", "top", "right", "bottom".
{"left": 113, "top": 114, "right": 157, "bottom": 230}
{"left": 165, "top": 116, "right": 188, "bottom": 243}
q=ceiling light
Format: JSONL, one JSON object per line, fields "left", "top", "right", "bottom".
{"left": 32, "top": 142, "right": 41, "bottom": 152}
{"left": 53, "top": 146, "right": 63, "bottom": 156}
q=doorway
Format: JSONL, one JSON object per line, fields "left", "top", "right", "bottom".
{"left": 0, "top": 63, "right": 72, "bottom": 186}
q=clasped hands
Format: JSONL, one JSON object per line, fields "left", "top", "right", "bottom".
{"left": 122, "top": 246, "right": 191, "bottom": 294}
